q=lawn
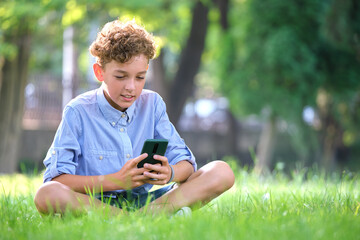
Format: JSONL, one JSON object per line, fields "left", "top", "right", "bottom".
{"left": 1, "top": 165, "right": 360, "bottom": 240}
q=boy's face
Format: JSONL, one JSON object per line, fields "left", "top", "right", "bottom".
{"left": 94, "top": 54, "right": 148, "bottom": 112}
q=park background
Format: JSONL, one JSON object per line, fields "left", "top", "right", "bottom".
{"left": 0, "top": 0, "right": 360, "bottom": 175}
{"left": 1, "top": 1, "right": 360, "bottom": 239}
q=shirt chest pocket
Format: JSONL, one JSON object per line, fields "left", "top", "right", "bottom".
{"left": 84, "top": 150, "right": 120, "bottom": 175}
{"left": 90, "top": 149, "right": 118, "bottom": 161}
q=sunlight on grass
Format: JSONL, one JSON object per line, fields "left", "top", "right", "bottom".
{"left": 0, "top": 174, "right": 42, "bottom": 196}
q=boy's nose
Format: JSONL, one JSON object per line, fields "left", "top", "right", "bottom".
{"left": 125, "top": 79, "right": 136, "bottom": 91}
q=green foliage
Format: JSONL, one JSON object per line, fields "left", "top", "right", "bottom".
{"left": 217, "top": 0, "right": 322, "bottom": 119}
{"left": 1, "top": 171, "right": 360, "bottom": 239}
{"left": 0, "top": 0, "right": 195, "bottom": 77}
{"left": 204, "top": 0, "right": 360, "bottom": 164}
{"left": 322, "top": 0, "right": 360, "bottom": 53}
{"left": 0, "top": 0, "right": 198, "bottom": 91}
{"left": 0, "top": 0, "right": 67, "bottom": 65}
{"left": 210, "top": 0, "right": 360, "bottom": 121}
{"left": 0, "top": 41, "right": 17, "bottom": 59}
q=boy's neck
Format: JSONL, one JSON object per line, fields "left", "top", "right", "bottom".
{"left": 102, "top": 89, "right": 127, "bottom": 112}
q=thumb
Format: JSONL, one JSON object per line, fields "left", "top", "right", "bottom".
{"left": 132, "top": 153, "right": 148, "bottom": 167}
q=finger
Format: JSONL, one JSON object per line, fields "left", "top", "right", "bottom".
{"left": 152, "top": 155, "right": 169, "bottom": 165}
{"left": 131, "top": 153, "right": 148, "bottom": 166}
{"left": 143, "top": 163, "right": 163, "bottom": 173}
{"left": 132, "top": 167, "right": 148, "bottom": 176}
{"left": 144, "top": 163, "right": 162, "bottom": 171}
{"left": 143, "top": 171, "right": 167, "bottom": 181}
{"left": 132, "top": 174, "right": 150, "bottom": 182}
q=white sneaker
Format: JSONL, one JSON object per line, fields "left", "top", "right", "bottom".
{"left": 174, "top": 206, "right": 192, "bottom": 217}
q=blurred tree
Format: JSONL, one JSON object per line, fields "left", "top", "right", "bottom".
{"left": 316, "top": 0, "right": 360, "bottom": 170}
{"left": 0, "top": 0, "right": 67, "bottom": 173}
{"left": 213, "top": 0, "right": 323, "bottom": 173}
{"left": 212, "top": 0, "right": 360, "bottom": 172}
{"left": 166, "top": 1, "right": 209, "bottom": 125}
{"left": 149, "top": 0, "right": 235, "bottom": 126}
{"left": 322, "top": 0, "right": 360, "bottom": 59}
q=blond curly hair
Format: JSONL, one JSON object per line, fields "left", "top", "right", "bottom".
{"left": 89, "top": 19, "right": 156, "bottom": 67}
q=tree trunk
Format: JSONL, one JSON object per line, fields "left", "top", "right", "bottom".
{"left": 320, "top": 123, "right": 337, "bottom": 171}
{"left": 0, "top": 26, "right": 31, "bottom": 173}
{"left": 167, "top": 1, "right": 209, "bottom": 126}
{"left": 214, "top": 0, "right": 229, "bottom": 30}
{"left": 227, "top": 109, "right": 239, "bottom": 156}
{"left": 0, "top": 57, "right": 4, "bottom": 94}
{"left": 62, "top": 26, "right": 79, "bottom": 108}
{"left": 316, "top": 88, "right": 343, "bottom": 171}
{"left": 148, "top": 51, "right": 168, "bottom": 102}
{"left": 318, "top": 109, "right": 344, "bottom": 171}
{"left": 255, "top": 113, "right": 277, "bottom": 174}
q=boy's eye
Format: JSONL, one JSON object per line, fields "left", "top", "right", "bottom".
{"left": 115, "top": 76, "right": 125, "bottom": 79}
{"left": 137, "top": 76, "right": 145, "bottom": 80}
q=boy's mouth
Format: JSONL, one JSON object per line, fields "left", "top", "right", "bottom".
{"left": 121, "top": 94, "right": 134, "bottom": 101}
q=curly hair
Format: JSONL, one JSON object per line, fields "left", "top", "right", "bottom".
{"left": 89, "top": 20, "right": 157, "bottom": 67}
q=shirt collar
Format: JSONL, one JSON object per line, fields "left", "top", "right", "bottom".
{"left": 126, "top": 100, "right": 135, "bottom": 123}
{"left": 96, "top": 86, "right": 135, "bottom": 125}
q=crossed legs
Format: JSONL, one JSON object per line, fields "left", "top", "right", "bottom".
{"left": 34, "top": 160, "right": 235, "bottom": 215}
{"left": 147, "top": 160, "right": 235, "bottom": 214}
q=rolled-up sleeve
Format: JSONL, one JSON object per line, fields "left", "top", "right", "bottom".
{"left": 43, "top": 106, "right": 82, "bottom": 182}
{"left": 154, "top": 95, "right": 197, "bottom": 171}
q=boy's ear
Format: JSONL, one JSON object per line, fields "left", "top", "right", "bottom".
{"left": 93, "top": 63, "right": 104, "bottom": 82}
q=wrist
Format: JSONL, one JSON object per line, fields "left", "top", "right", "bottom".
{"left": 104, "top": 173, "right": 122, "bottom": 191}
{"left": 167, "top": 165, "right": 174, "bottom": 184}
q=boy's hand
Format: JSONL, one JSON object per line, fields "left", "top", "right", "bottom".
{"left": 142, "top": 155, "right": 172, "bottom": 185}
{"left": 111, "top": 153, "right": 152, "bottom": 189}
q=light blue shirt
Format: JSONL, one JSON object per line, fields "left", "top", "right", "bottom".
{"left": 43, "top": 86, "right": 196, "bottom": 194}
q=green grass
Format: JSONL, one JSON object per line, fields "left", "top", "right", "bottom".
{"left": 1, "top": 167, "right": 360, "bottom": 240}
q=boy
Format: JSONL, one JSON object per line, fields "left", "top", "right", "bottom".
{"left": 34, "top": 19, "right": 235, "bottom": 215}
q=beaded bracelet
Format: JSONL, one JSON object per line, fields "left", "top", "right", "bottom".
{"left": 167, "top": 165, "right": 174, "bottom": 184}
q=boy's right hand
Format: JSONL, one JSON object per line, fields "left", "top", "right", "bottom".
{"left": 110, "top": 153, "right": 151, "bottom": 190}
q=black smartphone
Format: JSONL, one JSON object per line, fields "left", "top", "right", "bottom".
{"left": 137, "top": 139, "right": 169, "bottom": 168}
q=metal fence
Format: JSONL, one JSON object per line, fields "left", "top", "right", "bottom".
{"left": 23, "top": 74, "right": 63, "bottom": 130}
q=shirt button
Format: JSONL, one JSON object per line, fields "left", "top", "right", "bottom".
{"left": 121, "top": 114, "right": 126, "bottom": 118}
{"left": 126, "top": 154, "right": 131, "bottom": 158}
{"left": 52, "top": 150, "right": 56, "bottom": 155}
{"left": 99, "top": 156, "right": 103, "bottom": 160}
{"left": 128, "top": 119, "right": 131, "bottom": 123}
{"left": 112, "top": 122, "right": 116, "bottom": 126}
{"left": 120, "top": 128, "right": 124, "bottom": 132}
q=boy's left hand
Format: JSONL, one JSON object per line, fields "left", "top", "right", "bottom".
{"left": 142, "top": 155, "right": 172, "bottom": 185}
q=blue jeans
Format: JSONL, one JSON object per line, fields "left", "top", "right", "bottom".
{"left": 95, "top": 183, "right": 176, "bottom": 211}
